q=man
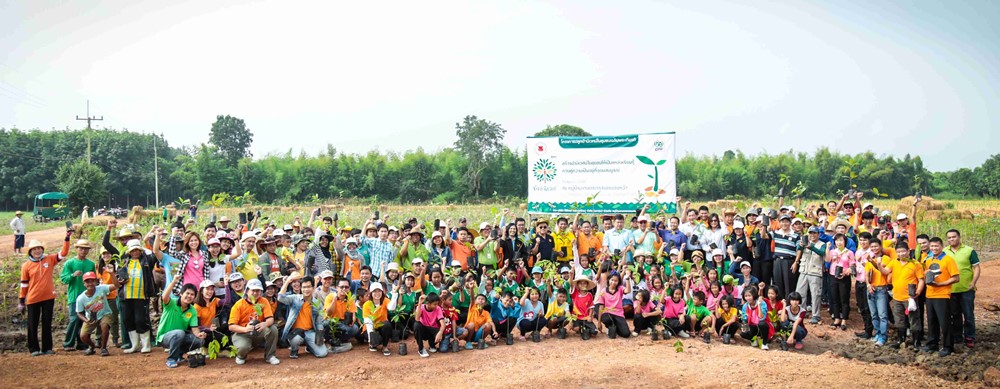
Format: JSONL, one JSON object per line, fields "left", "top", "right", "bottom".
{"left": 474, "top": 223, "right": 500, "bottom": 269}
{"left": 360, "top": 222, "right": 396, "bottom": 280}
{"left": 60, "top": 239, "right": 97, "bottom": 351}
{"left": 229, "top": 279, "right": 280, "bottom": 365}
{"left": 350, "top": 267, "right": 374, "bottom": 296}
{"left": 793, "top": 227, "right": 826, "bottom": 324}
{"left": 864, "top": 238, "right": 894, "bottom": 347}
{"left": 257, "top": 237, "right": 294, "bottom": 277}
{"left": 679, "top": 210, "right": 705, "bottom": 260}
{"left": 633, "top": 215, "right": 658, "bottom": 258}
{"left": 602, "top": 215, "right": 634, "bottom": 264}
{"left": 769, "top": 215, "right": 799, "bottom": 299}
{"left": 157, "top": 276, "right": 206, "bottom": 368}
{"left": 323, "top": 278, "right": 359, "bottom": 351}
{"left": 19, "top": 234, "right": 71, "bottom": 356}
{"left": 400, "top": 229, "right": 429, "bottom": 272}
{"left": 657, "top": 217, "right": 687, "bottom": 258}
{"left": 923, "top": 237, "right": 960, "bottom": 357}
{"left": 551, "top": 218, "right": 576, "bottom": 264}
{"left": 217, "top": 216, "right": 234, "bottom": 235}
{"left": 9, "top": 210, "right": 25, "bottom": 254}
{"left": 313, "top": 270, "right": 336, "bottom": 304}
{"left": 945, "top": 229, "right": 980, "bottom": 348}
{"left": 279, "top": 274, "right": 329, "bottom": 359}
{"left": 576, "top": 220, "right": 604, "bottom": 261}
{"left": 75, "top": 271, "right": 120, "bottom": 356}
{"left": 531, "top": 219, "right": 556, "bottom": 264}
{"left": 887, "top": 243, "right": 924, "bottom": 348}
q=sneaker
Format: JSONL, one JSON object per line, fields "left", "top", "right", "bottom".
{"left": 761, "top": 343, "right": 769, "bottom": 351}
{"left": 631, "top": 332, "right": 639, "bottom": 337}
{"left": 938, "top": 348, "right": 953, "bottom": 357}
{"left": 965, "top": 338, "right": 976, "bottom": 348}
{"left": 875, "top": 340, "right": 885, "bottom": 347}
{"left": 166, "top": 359, "right": 178, "bottom": 368}
{"left": 84, "top": 348, "right": 95, "bottom": 356}
{"left": 289, "top": 350, "right": 299, "bottom": 359}
{"left": 382, "top": 348, "right": 391, "bottom": 356}
{"left": 31, "top": 351, "right": 42, "bottom": 357}
{"left": 429, "top": 347, "right": 437, "bottom": 353}
{"left": 751, "top": 338, "right": 758, "bottom": 348}
{"left": 418, "top": 349, "right": 429, "bottom": 358}
{"left": 267, "top": 355, "right": 280, "bottom": 365}
{"left": 855, "top": 332, "right": 871, "bottom": 340}
{"left": 466, "top": 342, "right": 474, "bottom": 350}
{"left": 42, "top": 350, "right": 55, "bottom": 355}
{"left": 235, "top": 357, "right": 246, "bottom": 365}
{"left": 369, "top": 346, "right": 378, "bottom": 352}
{"left": 678, "top": 330, "right": 690, "bottom": 339}
{"left": 100, "top": 348, "right": 109, "bottom": 357}
{"left": 809, "top": 317, "right": 820, "bottom": 325}
{"left": 794, "top": 342, "right": 804, "bottom": 350}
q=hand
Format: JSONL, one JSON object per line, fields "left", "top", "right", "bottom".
{"left": 17, "top": 303, "right": 25, "bottom": 313}
{"left": 790, "top": 263, "right": 798, "bottom": 274}
{"left": 73, "top": 270, "right": 83, "bottom": 277}
{"left": 107, "top": 219, "right": 117, "bottom": 230}
{"left": 196, "top": 332, "right": 207, "bottom": 339}
{"left": 435, "top": 333, "right": 443, "bottom": 344}
{"left": 254, "top": 322, "right": 267, "bottom": 332}
{"left": 502, "top": 208, "right": 510, "bottom": 215}
{"left": 855, "top": 192, "right": 863, "bottom": 199}
{"left": 867, "top": 284, "right": 875, "bottom": 294}
{"left": 418, "top": 295, "right": 426, "bottom": 304}
{"left": 86, "top": 319, "right": 96, "bottom": 325}
{"left": 676, "top": 196, "right": 683, "bottom": 203}
{"left": 254, "top": 265, "right": 262, "bottom": 275}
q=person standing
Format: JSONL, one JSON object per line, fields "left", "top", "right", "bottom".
{"left": 792, "top": 227, "right": 826, "bottom": 325}
{"left": 18, "top": 232, "right": 71, "bottom": 356}
{"left": 864, "top": 238, "right": 894, "bottom": 347}
{"left": 770, "top": 215, "right": 800, "bottom": 300}
{"left": 922, "top": 237, "right": 960, "bottom": 357}
{"left": 60, "top": 239, "right": 96, "bottom": 351}
{"left": 9, "top": 210, "right": 26, "bottom": 254}
{"left": 944, "top": 229, "right": 981, "bottom": 348}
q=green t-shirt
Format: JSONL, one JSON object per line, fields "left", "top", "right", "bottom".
{"left": 473, "top": 237, "right": 498, "bottom": 266}
{"left": 156, "top": 296, "right": 198, "bottom": 343}
{"left": 61, "top": 257, "right": 96, "bottom": 303}
{"left": 399, "top": 291, "right": 418, "bottom": 314}
{"left": 686, "top": 300, "right": 711, "bottom": 321}
{"left": 452, "top": 288, "right": 471, "bottom": 310}
{"left": 402, "top": 242, "right": 430, "bottom": 272}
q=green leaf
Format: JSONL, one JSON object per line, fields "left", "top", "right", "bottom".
{"left": 647, "top": 174, "right": 654, "bottom": 179}
{"left": 656, "top": 160, "right": 666, "bottom": 165}
{"left": 636, "top": 155, "right": 654, "bottom": 165}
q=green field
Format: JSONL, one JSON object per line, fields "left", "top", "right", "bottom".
{"left": 0, "top": 211, "right": 68, "bottom": 234}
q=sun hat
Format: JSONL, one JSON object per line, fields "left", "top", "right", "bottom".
{"left": 218, "top": 216, "right": 230, "bottom": 223}
{"left": 14, "top": 210, "right": 23, "bottom": 216}
{"left": 207, "top": 238, "right": 221, "bottom": 246}
{"left": 246, "top": 279, "right": 264, "bottom": 291}
{"left": 82, "top": 271, "right": 98, "bottom": 281}
{"left": 572, "top": 275, "right": 597, "bottom": 290}
{"left": 74, "top": 239, "right": 93, "bottom": 249}
{"left": 125, "top": 239, "right": 144, "bottom": 254}
{"left": 387, "top": 263, "right": 400, "bottom": 272}
{"left": 829, "top": 219, "right": 852, "bottom": 231}
{"left": 292, "top": 234, "right": 309, "bottom": 246}
{"left": 318, "top": 270, "right": 335, "bottom": 279}
{"left": 199, "top": 280, "right": 216, "bottom": 289}
{"left": 691, "top": 250, "right": 705, "bottom": 259}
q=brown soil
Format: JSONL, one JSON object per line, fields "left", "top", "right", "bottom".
{"left": 0, "top": 229, "right": 997, "bottom": 388}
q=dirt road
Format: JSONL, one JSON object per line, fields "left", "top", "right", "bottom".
{"left": 0, "top": 225, "right": 73, "bottom": 255}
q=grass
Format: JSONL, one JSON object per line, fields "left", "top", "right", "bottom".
{"left": 0, "top": 211, "right": 69, "bottom": 234}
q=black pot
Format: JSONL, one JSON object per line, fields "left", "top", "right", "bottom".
{"left": 478, "top": 340, "right": 486, "bottom": 350}
{"left": 187, "top": 353, "right": 205, "bottom": 368}
{"left": 779, "top": 338, "right": 788, "bottom": 351}
{"left": 505, "top": 334, "right": 514, "bottom": 345}
{"left": 651, "top": 330, "right": 659, "bottom": 341}
{"left": 531, "top": 332, "right": 541, "bottom": 343}
{"left": 398, "top": 343, "right": 407, "bottom": 355}
{"left": 557, "top": 328, "right": 567, "bottom": 339}
{"left": 581, "top": 329, "right": 591, "bottom": 340}
{"left": 451, "top": 339, "right": 460, "bottom": 353}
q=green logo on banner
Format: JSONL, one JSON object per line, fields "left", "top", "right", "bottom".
{"left": 533, "top": 159, "right": 557, "bottom": 182}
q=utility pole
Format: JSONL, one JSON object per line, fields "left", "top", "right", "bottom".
{"left": 75, "top": 100, "right": 103, "bottom": 164}
{"left": 154, "top": 133, "right": 160, "bottom": 208}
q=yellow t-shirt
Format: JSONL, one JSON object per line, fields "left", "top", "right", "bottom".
{"left": 888, "top": 259, "right": 923, "bottom": 302}
{"left": 717, "top": 307, "right": 738, "bottom": 322}
{"left": 552, "top": 230, "right": 576, "bottom": 262}
{"left": 864, "top": 255, "right": 894, "bottom": 287}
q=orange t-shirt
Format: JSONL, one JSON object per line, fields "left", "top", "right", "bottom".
{"left": 99, "top": 271, "right": 118, "bottom": 299}
{"left": 577, "top": 233, "right": 602, "bottom": 258}
{"left": 19, "top": 242, "right": 69, "bottom": 305}
{"left": 449, "top": 241, "right": 473, "bottom": 271}
{"left": 925, "top": 253, "right": 960, "bottom": 299}
{"left": 324, "top": 293, "right": 357, "bottom": 321}
{"left": 196, "top": 298, "right": 218, "bottom": 328}
{"left": 228, "top": 298, "right": 274, "bottom": 327}
{"left": 292, "top": 300, "right": 314, "bottom": 331}
{"left": 362, "top": 298, "right": 389, "bottom": 327}
{"left": 466, "top": 304, "right": 492, "bottom": 328}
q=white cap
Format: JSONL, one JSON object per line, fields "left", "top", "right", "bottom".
{"left": 246, "top": 279, "right": 264, "bottom": 291}
{"left": 711, "top": 248, "right": 724, "bottom": 257}
{"left": 388, "top": 226, "right": 399, "bottom": 232}
{"left": 265, "top": 281, "right": 275, "bottom": 288}
{"left": 345, "top": 237, "right": 358, "bottom": 246}
{"left": 370, "top": 282, "right": 384, "bottom": 292}
{"left": 668, "top": 248, "right": 680, "bottom": 256}
{"left": 450, "top": 260, "right": 462, "bottom": 267}
{"left": 896, "top": 213, "right": 908, "bottom": 221}
{"left": 207, "top": 238, "right": 221, "bottom": 246}
{"left": 412, "top": 258, "right": 424, "bottom": 264}
{"left": 240, "top": 232, "right": 256, "bottom": 243}
{"left": 387, "top": 263, "right": 400, "bottom": 272}
{"left": 479, "top": 222, "right": 491, "bottom": 230}
{"left": 283, "top": 224, "right": 293, "bottom": 231}
{"left": 792, "top": 218, "right": 803, "bottom": 224}
{"left": 732, "top": 221, "right": 744, "bottom": 229}
{"left": 787, "top": 206, "right": 796, "bottom": 213}
{"left": 228, "top": 272, "right": 245, "bottom": 282}
{"left": 318, "top": 270, "right": 334, "bottom": 279}
{"left": 637, "top": 214, "right": 650, "bottom": 222}
{"left": 431, "top": 231, "right": 443, "bottom": 239}
{"left": 863, "top": 203, "right": 873, "bottom": 209}
{"left": 740, "top": 261, "right": 751, "bottom": 268}
{"left": 272, "top": 230, "right": 285, "bottom": 237}
{"left": 199, "top": 280, "right": 215, "bottom": 289}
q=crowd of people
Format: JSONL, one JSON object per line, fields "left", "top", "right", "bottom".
{"left": 14, "top": 191, "right": 983, "bottom": 368}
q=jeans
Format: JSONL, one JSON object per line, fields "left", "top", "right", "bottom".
{"left": 289, "top": 330, "right": 328, "bottom": 357}
{"left": 233, "top": 325, "right": 278, "bottom": 359}
{"left": 64, "top": 301, "right": 83, "bottom": 349}
{"left": 867, "top": 286, "right": 889, "bottom": 342}
{"left": 795, "top": 274, "right": 823, "bottom": 319}
{"left": 26, "top": 299, "right": 55, "bottom": 353}
{"left": 330, "top": 322, "right": 359, "bottom": 344}
{"left": 162, "top": 329, "right": 202, "bottom": 362}
{"left": 855, "top": 282, "right": 873, "bottom": 335}
{"left": 784, "top": 321, "right": 807, "bottom": 342}
{"left": 950, "top": 290, "right": 976, "bottom": 342}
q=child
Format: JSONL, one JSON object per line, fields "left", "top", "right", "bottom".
{"left": 96, "top": 255, "right": 122, "bottom": 348}
{"left": 631, "top": 289, "right": 662, "bottom": 337}
{"left": 544, "top": 288, "right": 571, "bottom": 338}
{"left": 781, "top": 291, "right": 808, "bottom": 350}
{"left": 516, "top": 287, "right": 548, "bottom": 342}
{"left": 464, "top": 294, "right": 494, "bottom": 349}
{"left": 570, "top": 277, "right": 598, "bottom": 340}
{"left": 714, "top": 295, "right": 739, "bottom": 344}
{"left": 76, "top": 272, "right": 120, "bottom": 356}
{"left": 688, "top": 291, "right": 713, "bottom": 343}
{"left": 413, "top": 293, "right": 446, "bottom": 357}
{"left": 662, "top": 287, "right": 688, "bottom": 338}
{"left": 438, "top": 290, "right": 467, "bottom": 352}
{"left": 705, "top": 282, "right": 724, "bottom": 312}
{"left": 490, "top": 291, "right": 521, "bottom": 342}
{"left": 740, "top": 286, "right": 773, "bottom": 350}
{"left": 596, "top": 272, "right": 632, "bottom": 339}
{"left": 763, "top": 285, "right": 785, "bottom": 323}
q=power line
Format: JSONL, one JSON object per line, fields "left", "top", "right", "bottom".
{"left": 76, "top": 100, "right": 103, "bottom": 163}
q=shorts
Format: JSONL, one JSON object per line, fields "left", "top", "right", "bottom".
{"left": 82, "top": 315, "right": 113, "bottom": 335}
{"left": 14, "top": 234, "right": 24, "bottom": 249}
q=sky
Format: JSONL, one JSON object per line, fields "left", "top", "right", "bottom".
{"left": 1, "top": 0, "right": 998, "bottom": 172}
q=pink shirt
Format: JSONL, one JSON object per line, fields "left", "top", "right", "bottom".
{"left": 705, "top": 291, "right": 723, "bottom": 311}
{"left": 182, "top": 251, "right": 205, "bottom": 287}
{"left": 828, "top": 248, "right": 856, "bottom": 277}
{"left": 417, "top": 305, "right": 443, "bottom": 328}
{"left": 595, "top": 287, "right": 625, "bottom": 318}
{"left": 635, "top": 300, "right": 657, "bottom": 315}
{"left": 663, "top": 297, "right": 686, "bottom": 319}
{"left": 853, "top": 249, "right": 871, "bottom": 283}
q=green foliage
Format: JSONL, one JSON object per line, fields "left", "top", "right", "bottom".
{"left": 453, "top": 115, "right": 506, "bottom": 197}
{"left": 56, "top": 160, "right": 107, "bottom": 212}
{"left": 534, "top": 124, "right": 591, "bottom": 137}
{"left": 208, "top": 115, "right": 254, "bottom": 166}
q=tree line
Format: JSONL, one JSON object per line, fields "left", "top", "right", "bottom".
{"left": 0, "top": 117, "right": 997, "bottom": 212}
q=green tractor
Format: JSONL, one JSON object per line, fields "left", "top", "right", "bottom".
{"left": 32, "top": 192, "right": 70, "bottom": 222}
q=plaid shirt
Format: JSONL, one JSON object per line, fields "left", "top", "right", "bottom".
{"left": 360, "top": 236, "right": 395, "bottom": 280}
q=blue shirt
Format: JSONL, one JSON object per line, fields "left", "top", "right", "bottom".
{"left": 658, "top": 229, "right": 687, "bottom": 251}
{"left": 76, "top": 285, "right": 112, "bottom": 320}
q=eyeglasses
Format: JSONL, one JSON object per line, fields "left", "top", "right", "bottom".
{"left": 338, "top": 285, "right": 350, "bottom": 289}
{"left": 538, "top": 226, "right": 548, "bottom": 229}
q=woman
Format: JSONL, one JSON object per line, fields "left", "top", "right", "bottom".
{"left": 342, "top": 238, "right": 364, "bottom": 282}
{"left": 194, "top": 279, "right": 224, "bottom": 346}
{"left": 426, "top": 231, "right": 452, "bottom": 268}
{"left": 123, "top": 231, "right": 161, "bottom": 354}
{"left": 516, "top": 287, "right": 547, "bottom": 341}
{"left": 596, "top": 272, "right": 633, "bottom": 339}
{"left": 362, "top": 283, "right": 398, "bottom": 356}
{"left": 499, "top": 224, "right": 528, "bottom": 268}
{"left": 740, "top": 286, "right": 773, "bottom": 350}
{"left": 826, "top": 234, "right": 855, "bottom": 330}
{"left": 19, "top": 235, "right": 71, "bottom": 356}
{"left": 166, "top": 232, "right": 211, "bottom": 296}
{"left": 206, "top": 237, "right": 241, "bottom": 300}
{"left": 291, "top": 235, "right": 311, "bottom": 275}
{"left": 701, "top": 214, "right": 728, "bottom": 255}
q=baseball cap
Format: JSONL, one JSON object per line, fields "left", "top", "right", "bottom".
{"left": 479, "top": 222, "right": 491, "bottom": 230}
{"left": 450, "top": 260, "right": 462, "bottom": 268}
{"left": 896, "top": 213, "right": 908, "bottom": 221}
{"left": 792, "top": 218, "right": 802, "bottom": 225}
{"left": 228, "top": 273, "right": 245, "bottom": 283}
{"left": 779, "top": 214, "right": 791, "bottom": 221}
{"left": 637, "top": 214, "right": 650, "bottom": 223}
{"left": 787, "top": 206, "right": 796, "bottom": 213}
{"left": 82, "top": 271, "right": 98, "bottom": 281}
{"left": 740, "top": 261, "right": 751, "bottom": 268}
{"left": 711, "top": 248, "right": 723, "bottom": 257}
{"left": 863, "top": 202, "right": 873, "bottom": 209}
{"left": 532, "top": 266, "right": 543, "bottom": 274}
{"left": 808, "top": 226, "right": 821, "bottom": 233}
{"left": 560, "top": 266, "right": 571, "bottom": 274}
{"left": 207, "top": 238, "right": 221, "bottom": 246}
{"left": 246, "top": 279, "right": 264, "bottom": 291}
{"left": 412, "top": 258, "right": 424, "bottom": 265}
{"left": 669, "top": 248, "right": 680, "bottom": 256}
{"left": 283, "top": 224, "right": 293, "bottom": 231}
{"left": 732, "top": 221, "right": 745, "bottom": 229}
{"left": 318, "top": 270, "right": 335, "bottom": 279}
{"left": 387, "top": 263, "right": 400, "bottom": 272}
{"left": 199, "top": 280, "right": 216, "bottom": 289}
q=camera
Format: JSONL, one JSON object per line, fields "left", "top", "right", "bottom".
{"left": 588, "top": 248, "right": 596, "bottom": 258}
{"left": 760, "top": 215, "right": 770, "bottom": 226}
{"left": 614, "top": 249, "right": 621, "bottom": 257}
{"left": 690, "top": 234, "right": 700, "bottom": 246}
{"left": 847, "top": 189, "right": 856, "bottom": 198}
{"left": 434, "top": 219, "right": 441, "bottom": 230}
{"left": 333, "top": 213, "right": 339, "bottom": 221}
{"left": 915, "top": 191, "right": 922, "bottom": 202}
{"left": 709, "top": 243, "right": 718, "bottom": 250}
{"left": 374, "top": 210, "right": 380, "bottom": 220}
{"left": 491, "top": 228, "right": 499, "bottom": 240}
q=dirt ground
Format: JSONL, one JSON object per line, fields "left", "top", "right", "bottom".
{"left": 0, "top": 227, "right": 998, "bottom": 388}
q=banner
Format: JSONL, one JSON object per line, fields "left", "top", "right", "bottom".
{"left": 527, "top": 133, "right": 677, "bottom": 214}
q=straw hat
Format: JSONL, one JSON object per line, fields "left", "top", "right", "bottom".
{"left": 74, "top": 239, "right": 93, "bottom": 249}
{"left": 572, "top": 275, "right": 597, "bottom": 290}
{"left": 26, "top": 240, "right": 44, "bottom": 252}
{"left": 829, "top": 219, "right": 852, "bottom": 232}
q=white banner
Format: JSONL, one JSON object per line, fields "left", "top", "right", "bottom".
{"left": 527, "top": 133, "right": 677, "bottom": 214}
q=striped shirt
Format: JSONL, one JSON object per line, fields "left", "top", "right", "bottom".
{"left": 360, "top": 237, "right": 395, "bottom": 280}
{"left": 770, "top": 229, "right": 799, "bottom": 258}
{"left": 124, "top": 259, "right": 145, "bottom": 299}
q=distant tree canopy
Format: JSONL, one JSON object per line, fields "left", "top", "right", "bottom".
{"left": 534, "top": 124, "right": 591, "bottom": 137}
{"left": 0, "top": 122, "right": 996, "bottom": 211}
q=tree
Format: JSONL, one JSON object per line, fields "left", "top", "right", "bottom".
{"left": 208, "top": 115, "right": 254, "bottom": 166}
{"left": 534, "top": 124, "right": 591, "bottom": 137}
{"left": 454, "top": 115, "right": 506, "bottom": 197}
{"left": 57, "top": 159, "right": 107, "bottom": 212}
{"left": 975, "top": 154, "right": 1000, "bottom": 197}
